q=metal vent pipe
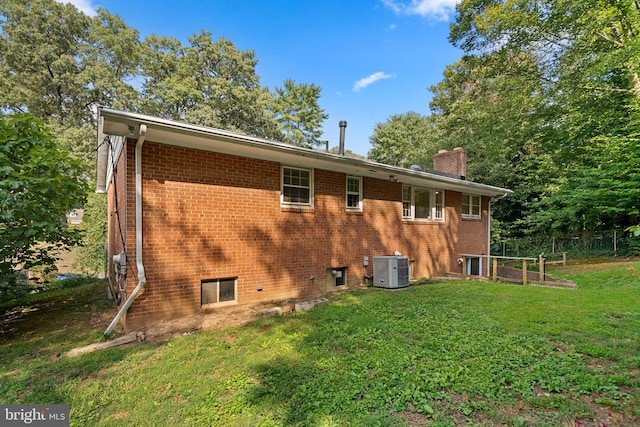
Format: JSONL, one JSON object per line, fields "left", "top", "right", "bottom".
{"left": 338, "top": 120, "right": 347, "bottom": 156}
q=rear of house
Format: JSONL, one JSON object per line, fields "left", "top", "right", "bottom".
{"left": 96, "top": 108, "right": 512, "bottom": 332}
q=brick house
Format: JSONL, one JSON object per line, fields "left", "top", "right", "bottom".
{"left": 96, "top": 108, "right": 512, "bottom": 332}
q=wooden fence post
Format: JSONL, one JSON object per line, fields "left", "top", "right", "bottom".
{"left": 539, "top": 254, "right": 545, "bottom": 283}
{"left": 492, "top": 258, "right": 497, "bottom": 281}
{"left": 562, "top": 252, "right": 567, "bottom": 267}
{"left": 522, "top": 260, "right": 527, "bottom": 285}
{"left": 462, "top": 256, "right": 467, "bottom": 278}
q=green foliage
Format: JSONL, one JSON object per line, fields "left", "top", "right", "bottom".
{"left": 0, "top": 0, "right": 140, "bottom": 128}
{"left": 270, "top": 79, "right": 328, "bottom": 148}
{"left": 328, "top": 146, "right": 365, "bottom": 159}
{"left": 140, "top": 31, "right": 282, "bottom": 140}
{"left": 368, "top": 112, "right": 437, "bottom": 169}
{"left": 0, "top": 114, "right": 87, "bottom": 295}
{"left": 424, "top": 0, "right": 640, "bottom": 238}
{"left": 73, "top": 192, "right": 107, "bottom": 276}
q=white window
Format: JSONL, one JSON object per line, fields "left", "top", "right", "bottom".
{"left": 462, "top": 194, "right": 481, "bottom": 219}
{"left": 402, "top": 185, "right": 444, "bottom": 221}
{"left": 402, "top": 186, "right": 412, "bottom": 218}
{"left": 281, "top": 166, "right": 313, "bottom": 207}
{"left": 201, "top": 277, "right": 237, "bottom": 308}
{"left": 346, "top": 176, "right": 362, "bottom": 211}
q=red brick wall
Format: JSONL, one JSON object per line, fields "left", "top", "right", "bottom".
{"left": 113, "top": 141, "right": 489, "bottom": 331}
{"left": 433, "top": 147, "right": 467, "bottom": 178}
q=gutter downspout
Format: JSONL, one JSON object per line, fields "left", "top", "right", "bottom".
{"left": 487, "top": 192, "right": 509, "bottom": 278}
{"left": 105, "top": 124, "right": 148, "bottom": 336}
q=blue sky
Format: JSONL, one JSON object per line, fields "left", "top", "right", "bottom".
{"left": 65, "top": 0, "right": 461, "bottom": 156}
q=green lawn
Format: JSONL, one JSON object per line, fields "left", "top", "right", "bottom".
{"left": 1, "top": 261, "right": 639, "bottom": 426}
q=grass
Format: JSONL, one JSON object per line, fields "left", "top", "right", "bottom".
{"left": 1, "top": 261, "right": 639, "bottom": 426}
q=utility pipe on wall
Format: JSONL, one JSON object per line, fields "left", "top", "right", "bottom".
{"left": 104, "top": 124, "right": 148, "bottom": 336}
{"left": 487, "top": 192, "right": 510, "bottom": 279}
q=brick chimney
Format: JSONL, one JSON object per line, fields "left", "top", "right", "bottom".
{"left": 433, "top": 147, "right": 467, "bottom": 180}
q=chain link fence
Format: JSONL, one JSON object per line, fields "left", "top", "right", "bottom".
{"left": 492, "top": 230, "right": 640, "bottom": 259}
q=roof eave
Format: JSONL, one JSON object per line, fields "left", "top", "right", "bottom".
{"left": 96, "top": 107, "right": 513, "bottom": 198}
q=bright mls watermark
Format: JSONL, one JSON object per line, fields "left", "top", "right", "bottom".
{"left": 1, "top": 405, "right": 69, "bottom": 426}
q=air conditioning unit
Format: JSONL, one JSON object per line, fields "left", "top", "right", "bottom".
{"left": 373, "top": 256, "right": 409, "bottom": 289}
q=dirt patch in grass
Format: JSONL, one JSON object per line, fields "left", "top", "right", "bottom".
{"left": 0, "top": 282, "right": 117, "bottom": 344}
{"left": 138, "top": 296, "right": 319, "bottom": 343}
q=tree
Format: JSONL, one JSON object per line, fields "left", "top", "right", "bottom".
{"left": 0, "top": 0, "right": 142, "bottom": 275}
{"left": 328, "top": 146, "right": 365, "bottom": 159}
{"left": 427, "top": 53, "right": 553, "bottom": 237}
{"left": 0, "top": 114, "right": 87, "bottom": 293}
{"left": 139, "top": 34, "right": 195, "bottom": 120}
{"left": 0, "top": 0, "right": 141, "bottom": 128}
{"left": 141, "top": 31, "right": 281, "bottom": 139}
{"left": 73, "top": 192, "right": 107, "bottom": 276}
{"left": 368, "top": 112, "right": 436, "bottom": 169}
{"left": 270, "top": 79, "right": 328, "bottom": 148}
{"left": 423, "top": 0, "right": 640, "bottom": 237}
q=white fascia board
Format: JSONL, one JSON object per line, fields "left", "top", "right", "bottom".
{"left": 96, "top": 114, "right": 109, "bottom": 193}
{"left": 96, "top": 111, "right": 126, "bottom": 193}
{"left": 97, "top": 107, "right": 513, "bottom": 199}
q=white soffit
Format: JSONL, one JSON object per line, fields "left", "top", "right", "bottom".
{"left": 98, "top": 108, "right": 513, "bottom": 198}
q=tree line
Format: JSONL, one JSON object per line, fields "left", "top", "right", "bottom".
{"left": 369, "top": 0, "right": 640, "bottom": 242}
{"left": 0, "top": 0, "right": 328, "bottom": 152}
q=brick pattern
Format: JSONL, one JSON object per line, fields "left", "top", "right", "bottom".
{"left": 110, "top": 140, "right": 489, "bottom": 331}
{"left": 433, "top": 147, "right": 467, "bottom": 178}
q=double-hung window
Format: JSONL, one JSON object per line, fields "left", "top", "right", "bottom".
{"left": 346, "top": 176, "right": 362, "bottom": 211}
{"left": 462, "top": 194, "right": 481, "bottom": 219}
{"left": 281, "top": 166, "right": 313, "bottom": 207}
{"left": 402, "top": 185, "right": 444, "bottom": 221}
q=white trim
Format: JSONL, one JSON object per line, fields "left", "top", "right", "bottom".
{"left": 345, "top": 175, "right": 363, "bottom": 212}
{"left": 201, "top": 278, "right": 238, "bottom": 308}
{"left": 104, "top": 135, "right": 125, "bottom": 192}
{"left": 281, "top": 166, "right": 314, "bottom": 208}
{"left": 462, "top": 194, "right": 482, "bottom": 219}
{"left": 96, "top": 108, "right": 513, "bottom": 198}
{"left": 402, "top": 185, "right": 445, "bottom": 222}
{"left": 466, "top": 257, "right": 482, "bottom": 275}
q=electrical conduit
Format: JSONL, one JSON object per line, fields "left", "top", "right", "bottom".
{"left": 104, "top": 124, "right": 148, "bottom": 336}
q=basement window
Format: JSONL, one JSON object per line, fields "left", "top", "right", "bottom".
{"left": 201, "top": 277, "right": 237, "bottom": 308}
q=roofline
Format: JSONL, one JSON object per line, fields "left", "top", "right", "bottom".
{"left": 96, "top": 107, "right": 513, "bottom": 198}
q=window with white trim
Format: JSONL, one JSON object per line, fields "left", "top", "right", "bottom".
{"left": 201, "top": 277, "right": 237, "bottom": 307}
{"left": 462, "top": 194, "right": 481, "bottom": 219}
{"left": 281, "top": 166, "right": 313, "bottom": 207}
{"left": 402, "top": 185, "right": 444, "bottom": 221}
{"left": 346, "top": 176, "right": 362, "bottom": 211}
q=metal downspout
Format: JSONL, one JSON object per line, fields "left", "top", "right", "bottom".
{"left": 104, "top": 124, "right": 148, "bottom": 336}
{"left": 487, "top": 192, "right": 509, "bottom": 278}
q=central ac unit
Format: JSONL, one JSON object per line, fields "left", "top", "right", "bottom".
{"left": 373, "top": 256, "right": 409, "bottom": 289}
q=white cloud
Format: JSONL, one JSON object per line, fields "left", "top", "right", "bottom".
{"left": 352, "top": 72, "right": 393, "bottom": 92}
{"left": 56, "top": 0, "right": 98, "bottom": 16}
{"left": 382, "top": 0, "right": 457, "bottom": 21}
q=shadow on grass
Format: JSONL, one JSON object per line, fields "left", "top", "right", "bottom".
{"left": 233, "top": 285, "right": 638, "bottom": 425}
